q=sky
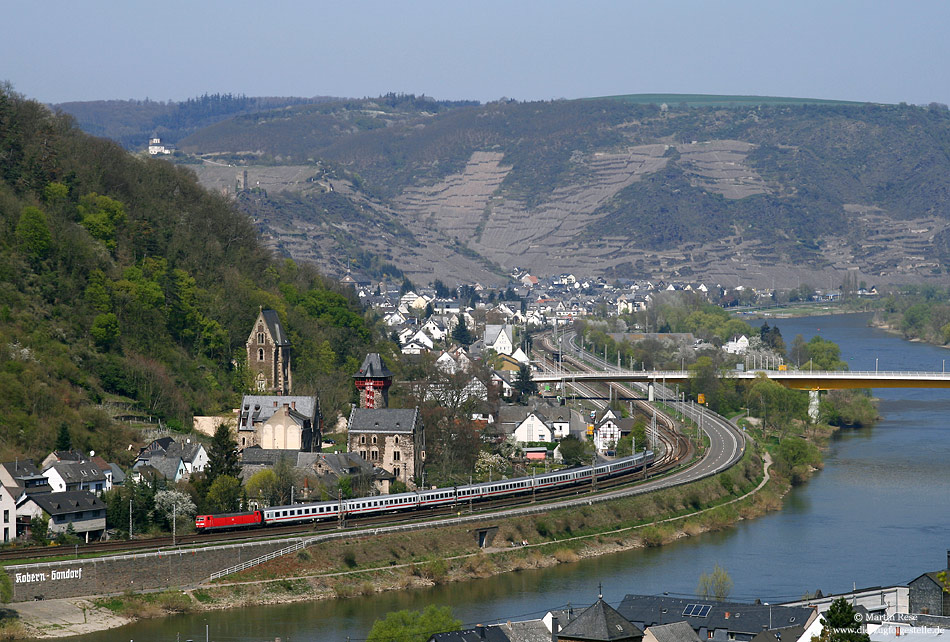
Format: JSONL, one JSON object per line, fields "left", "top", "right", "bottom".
{"left": 4, "top": 1, "right": 950, "bottom": 106}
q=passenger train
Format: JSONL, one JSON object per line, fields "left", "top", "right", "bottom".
{"left": 195, "top": 450, "right": 655, "bottom": 531}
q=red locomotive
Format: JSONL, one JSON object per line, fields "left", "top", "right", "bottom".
{"left": 194, "top": 510, "right": 263, "bottom": 531}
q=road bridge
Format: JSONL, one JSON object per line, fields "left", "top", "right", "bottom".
{"left": 534, "top": 369, "right": 950, "bottom": 419}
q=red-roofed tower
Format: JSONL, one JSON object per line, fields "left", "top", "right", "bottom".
{"left": 353, "top": 353, "right": 394, "bottom": 408}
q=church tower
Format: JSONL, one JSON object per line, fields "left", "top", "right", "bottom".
{"left": 353, "top": 353, "right": 393, "bottom": 408}
{"left": 246, "top": 308, "right": 292, "bottom": 395}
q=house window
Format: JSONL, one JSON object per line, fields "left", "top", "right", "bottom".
{"left": 258, "top": 332, "right": 265, "bottom": 344}
{"left": 258, "top": 348, "right": 264, "bottom": 361}
{"left": 393, "top": 451, "right": 401, "bottom": 461}
{"left": 371, "top": 450, "right": 378, "bottom": 461}
{"left": 372, "top": 436, "right": 377, "bottom": 445}
{"left": 394, "top": 436, "right": 399, "bottom": 444}
{"left": 360, "top": 435, "right": 366, "bottom": 444}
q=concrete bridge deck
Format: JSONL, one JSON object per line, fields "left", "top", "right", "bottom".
{"left": 533, "top": 369, "right": 950, "bottom": 391}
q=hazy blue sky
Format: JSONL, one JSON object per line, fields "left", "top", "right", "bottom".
{"left": 4, "top": 1, "right": 949, "bottom": 105}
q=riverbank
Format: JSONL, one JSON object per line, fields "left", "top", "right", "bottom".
{"left": 4, "top": 446, "right": 786, "bottom": 639}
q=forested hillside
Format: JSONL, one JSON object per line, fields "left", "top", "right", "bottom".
{"left": 0, "top": 84, "right": 389, "bottom": 464}
{"left": 169, "top": 95, "right": 950, "bottom": 288}
{"left": 53, "top": 94, "right": 341, "bottom": 150}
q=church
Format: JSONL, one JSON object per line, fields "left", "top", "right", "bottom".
{"left": 246, "top": 308, "right": 292, "bottom": 395}
{"left": 238, "top": 309, "right": 320, "bottom": 451}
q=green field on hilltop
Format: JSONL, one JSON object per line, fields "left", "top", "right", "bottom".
{"left": 596, "top": 93, "right": 874, "bottom": 107}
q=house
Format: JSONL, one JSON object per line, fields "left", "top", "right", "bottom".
{"left": 485, "top": 324, "right": 514, "bottom": 355}
{"left": 643, "top": 622, "right": 701, "bottom": 642}
{"left": 0, "top": 460, "right": 52, "bottom": 499}
{"left": 347, "top": 408, "right": 422, "bottom": 490}
{"left": 19, "top": 490, "right": 106, "bottom": 543}
{"left": 428, "top": 625, "right": 511, "bottom": 642}
{"left": 492, "top": 370, "right": 515, "bottom": 399}
{"left": 555, "top": 597, "right": 644, "bottom": 642}
{"left": 237, "top": 395, "right": 321, "bottom": 451}
{"left": 42, "top": 460, "right": 109, "bottom": 495}
{"left": 0, "top": 485, "right": 14, "bottom": 543}
{"left": 147, "top": 137, "right": 172, "bottom": 155}
{"left": 513, "top": 410, "right": 553, "bottom": 443}
{"left": 723, "top": 335, "right": 750, "bottom": 355}
{"left": 908, "top": 551, "right": 950, "bottom": 615}
{"left": 616, "top": 595, "right": 818, "bottom": 642}
{"left": 131, "top": 457, "right": 187, "bottom": 483}
{"left": 136, "top": 437, "right": 208, "bottom": 475}
{"left": 421, "top": 317, "right": 448, "bottom": 342}
{"left": 594, "top": 410, "right": 623, "bottom": 453}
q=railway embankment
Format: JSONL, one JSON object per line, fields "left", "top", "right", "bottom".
{"left": 4, "top": 443, "right": 788, "bottom": 638}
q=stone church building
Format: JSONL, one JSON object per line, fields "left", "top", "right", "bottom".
{"left": 246, "top": 308, "right": 292, "bottom": 395}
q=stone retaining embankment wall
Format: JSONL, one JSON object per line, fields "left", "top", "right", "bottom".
{"left": 5, "top": 539, "right": 289, "bottom": 601}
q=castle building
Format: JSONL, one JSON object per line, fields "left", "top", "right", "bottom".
{"left": 353, "top": 353, "right": 393, "bottom": 409}
{"left": 347, "top": 408, "right": 422, "bottom": 491}
{"left": 246, "top": 309, "right": 292, "bottom": 395}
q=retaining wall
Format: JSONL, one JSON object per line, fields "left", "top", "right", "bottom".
{"left": 4, "top": 539, "right": 289, "bottom": 602}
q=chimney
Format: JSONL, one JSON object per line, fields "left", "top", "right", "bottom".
{"left": 725, "top": 612, "right": 730, "bottom": 619}
{"left": 552, "top": 616, "right": 559, "bottom": 642}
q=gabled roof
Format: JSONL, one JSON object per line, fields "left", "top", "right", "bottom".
{"left": 348, "top": 408, "right": 418, "bottom": 434}
{"left": 29, "top": 490, "right": 104, "bottom": 516}
{"left": 429, "top": 626, "right": 511, "bottom": 642}
{"left": 238, "top": 395, "right": 320, "bottom": 431}
{"left": 617, "top": 595, "right": 814, "bottom": 635}
{"left": 262, "top": 309, "right": 290, "bottom": 346}
{"left": 354, "top": 353, "right": 394, "bottom": 380}
{"left": 45, "top": 461, "right": 107, "bottom": 484}
{"left": 558, "top": 598, "right": 643, "bottom": 641}
{"left": 646, "top": 621, "right": 701, "bottom": 642}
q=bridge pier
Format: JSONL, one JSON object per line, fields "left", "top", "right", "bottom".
{"left": 647, "top": 382, "right": 654, "bottom": 402}
{"left": 809, "top": 390, "right": 820, "bottom": 422}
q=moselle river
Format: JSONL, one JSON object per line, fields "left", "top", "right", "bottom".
{"left": 67, "top": 313, "right": 950, "bottom": 642}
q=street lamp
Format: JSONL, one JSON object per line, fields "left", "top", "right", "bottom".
{"left": 764, "top": 603, "right": 771, "bottom": 630}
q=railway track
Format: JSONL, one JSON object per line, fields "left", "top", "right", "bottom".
{"left": 1, "top": 334, "right": 704, "bottom": 565}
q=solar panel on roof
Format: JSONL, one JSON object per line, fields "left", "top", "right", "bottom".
{"left": 683, "top": 604, "right": 697, "bottom": 616}
{"left": 696, "top": 605, "right": 712, "bottom": 617}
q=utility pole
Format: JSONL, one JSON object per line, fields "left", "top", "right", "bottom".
{"left": 129, "top": 498, "right": 132, "bottom": 539}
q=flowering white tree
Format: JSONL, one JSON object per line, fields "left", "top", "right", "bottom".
{"left": 153, "top": 490, "right": 196, "bottom": 527}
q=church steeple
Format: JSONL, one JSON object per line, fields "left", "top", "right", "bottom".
{"left": 246, "top": 309, "right": 292, "bottom": 394}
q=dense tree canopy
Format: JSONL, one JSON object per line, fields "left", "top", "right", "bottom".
{"left": 0, "top": 84, "right": 388, "bottom": 462}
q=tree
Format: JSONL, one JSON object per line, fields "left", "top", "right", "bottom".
{"left": 697, "top": 563, "right": 733, "bottom": 601}
{"left": 557, "top": 435, "right": 592, "bottom": 466}
{"left": 206, "top": 422, "right": 240, "bottom": 483}
{"left": 90, "top": 313, "right": 121, "bottom": 349}
{"left": 15, "top": 206, "right": 52, "bottom": 262}
{"left": 205, "top": 475, "right": 242, "bottom": 513}
{"left": 153, "top": 490, "right": 197, "bottom": 530}
{"left": 366, "top": 605, "right": 461, "bottom": 642}
{"left": 451, "top": 313, "right": 474, "bottom": 346}
{"left": 513, "top": 363, "right": 538, "bottom": 403}
{"left": 811, "top": 598, "right": 870, "bottom": 642}
{"left": 55, "top": 422, "right": 72, "bottom": 451}
{"left": 30, "top": 513, "right": 49, "bottom": 545}
{"left": 246, "top": 468, "right": 278, "bottom": 506}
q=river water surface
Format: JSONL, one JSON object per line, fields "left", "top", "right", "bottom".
{"left": 67, "top": 313, "right": 950, "bottom": 642}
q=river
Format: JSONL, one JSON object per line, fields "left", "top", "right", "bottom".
{"left": 66, "top": 313, "right": 950, "bottom": 642}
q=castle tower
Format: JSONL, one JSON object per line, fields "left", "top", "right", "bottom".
{"left": 353, "top": 353, "right": 393, "bottom": 408}
{"left": 246, "top": 308, "right": 292, "bottom": 395}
